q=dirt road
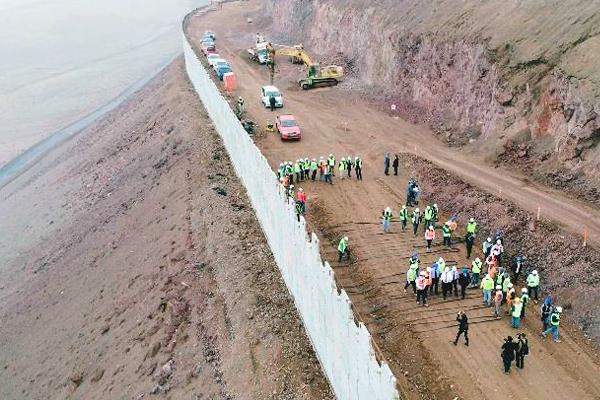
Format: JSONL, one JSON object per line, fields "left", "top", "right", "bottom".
{"left": 189, "top": 2, "right": 600, "bottom": 399}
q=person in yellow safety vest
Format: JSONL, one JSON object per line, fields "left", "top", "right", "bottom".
{"left": 502, "top": 275, "right": 512, "bottom": 304}
{"left": 542, "top": 306, "right": 562, "bottom": 342}
{"left": 466, "top": 217, "right": 477, "bottom": 236}
{"left": 423, "top": 206, "right": 434, "bottom": 233}
{"left": 399, "top": 205, "right": 408, "bottom": 230}
{"left": 304, "top": 157, "right": 310, "bottom": 180}
{"left": 411, "top": 208, "right": 422, "bottom": 236}
{"left": 337, "top": 236, "right": 348, "bottom": 262}
{"left": 442, "top": 222, "right": 452, "bottom": 247}
{"left": 294, "top": 160, "right": 301, "bottom": 183}
{"left": 338, "top": 157, "right": 346, "bottom": 179}
{"left": 405, "top": 262, "right": 419, "bottom": 295}
{"left": 310, "top": 158, "right": 318, "bottom": 181}
{"left": 526, "top": 270, "right": 540, "bottom": 303}
{"left": 382, "top": 207, "right": 393, "bottom": 233}
{"left": 328, "top": 154, "right": 336, "bottom": 176}
{"left": 511, "top": 297, "right": 523, "bottom": 328}
{"left": 519, "top": 288, "right": 530, "bottom": 318}
{"left": 471, "top": 257, "right": 482, "bottom": 287}
{"left": 480, "top": 273, "right": 494, "bottom": 306}
{"left": 416, "top": 271, "right": 429, "bottom": 306}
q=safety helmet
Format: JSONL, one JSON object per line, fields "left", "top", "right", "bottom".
{"left": 434, "top": 203, "right": 438, "bottom": 207}
{"left": 299, "top": 188, "right": 303, "bottom": 192}
{"left": 475, "top": 257, "right": 481, "bottom": 262}
{"left": 451, "top": 266, "right": 457, "bottom": 271}
{"left": 495, "top": 285, "right": 502, "bottom": 290}
{"left": 341, "top": 157, "right": 345, "bottom": 161}
{"left": 508, "top": 283, "right": 513, "bottom": 288}
{"left": 279, "top": 177, "right": 284, "bottom": 182}
{"left": 329, "top": 153, "right": 333, "bottom": 157}
{"left": 312, "top": 158, "right": 316, "bottom": 161}
{"left": 487, "top": 237, "right": 492, "bottom": 242}
{"left": 496, "top": 239, "right": 502, "bottom": 245}
{"left": 385, "top": 206, "right": 391, "bottom": 212}
{"left": 355, "top": 156, "right": 359, "bottom": 160}
{"left": 344, "top": 236, "right": 349, "bottom": 241}
{"left": 470, "top": 217, "right": 475, "bottom": 222}
{"left": 428, "top": 225, "right": 434, "bottom": 229}
{"left": 444, "top": 267, "right": 450, "bottom": 272}
{"left": 555, "top": 306, "right": 563, "bottom": 313}
{"left": 420, "top": 271, "right": 426, "bottom": 276}
{"left": 425, "top": 205, "right": 431, "bottom": 209}
{"left": 319, "top": 156, "right": 324, "bottom": 159}
{"left": 402, "top": 205, "right": 406, "bottom": 209}
{"left": 289, "top": 185, "right": 294, "bottom": 188}
{"left": 415, "top": 208, "right": 420, "bottom": 212}
{"left": 426, "top": 267, "right": 431, "bottom": 272}
{"left": 532, "top": 270, "right": 538, "bottom": 275}
{"left": 438, "top": 257, "right": 444, "bottom": 263}
{"left": 347, "top": 155, "right": 351, "bottom": 159}
{"left": 521, "top": 288, "right": 528, "bottom": 293}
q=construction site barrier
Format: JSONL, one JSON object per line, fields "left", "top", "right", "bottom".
{"left": 182, "top": 33, "right": 400, "bottom": 400}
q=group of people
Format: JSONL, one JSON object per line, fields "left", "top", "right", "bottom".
{"left": 501, "top": 333, "right": 529, "bottom": 374}
{"left": 277, "top": 154, "right": 363, "bottom": 187}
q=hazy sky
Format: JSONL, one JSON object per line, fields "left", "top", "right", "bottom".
{"left": 0, "top": 0, "right": 207, "bottom": 166}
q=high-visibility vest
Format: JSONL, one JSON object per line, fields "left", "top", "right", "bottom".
{"left": 412, "top": 211, "right": 421, "bottom": 224}
{"left": 512, "top": 302, "right": 523, "bottom": 318}
{"left": 466, "top": 222, "right": 477, "bottom": 234}
{"left": 310, "top": 161, "right": 318, "bottom": 170}
{"left": 527, "top": 274, "right": 540, "bottom": 287}
{"left": 521, "top": 293, "right": 530, "bottom": 306}
{"left": 407, "top": 266, "right": 418, "bottom": 282}
{"left": 425, "top": 229, "right": 435, "bottom": 240}
{"left": 550, "top": 312, "right": 560, "bottom": 326}
{"left": 502, "top": 278, "right": 511, "bottom": 292}
{"left": 328, "top": 157, "right": 335, "bottom": 167}
{"left": 338, "top": 239, "right": 347, "bottom": 253}
{"left": 399, "top": 208, "right": 408, "bottom": 221}
{"left": 294, "top": 163, "right": 300, "bottom": 173}
{"left": 481, "top": 277, "right": 494, "bottom": 291}
{"left": 471, "top": 260, "right": 482, "bottom": 274}
{"left": 442, "top": 224, "right": 451, "bottom": 237}
{"left": 424, "top": 208, "right": 433, "bottom": 220}
{"left": 382, "top": 210, "right": 392, "bottom": 221}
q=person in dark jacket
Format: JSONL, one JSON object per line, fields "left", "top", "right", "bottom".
{"left": 384, "top": 152, "right": 390, "bottom": 175}
{"left": 516, "top": 333, "right": 529, "bottom": 369}
{"left": 269, "top": 94, "right": 276, "bottom": 111}
{"left": 392, "top": 154, "right": 399, "bottom": 175}
{"left": 458, "top": 267, "right": 471, "bottom": 300}
{"left": 501, "top": 336, "right": 516, "bottom": 374}
{"left": 465, "top": 232, "right": 475, "bottom": 259}
{"left": 541, "top": 296, "right": 552, "bottom": 332}
{"left": 453, "top": 311, "right": 469, "bottom": 346}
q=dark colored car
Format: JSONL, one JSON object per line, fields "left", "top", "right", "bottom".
{"left": 215, "top": 65, "right": 232, "bottom": 80}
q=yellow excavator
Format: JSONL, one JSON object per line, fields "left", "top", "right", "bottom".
{"left": 266, "top": 43, "right": 344, "bottom": 90}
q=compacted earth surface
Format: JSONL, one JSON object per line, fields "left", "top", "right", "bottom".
{"left": 0, "top": 59, "right": 333, "bottom": 400}
{"left": 188, "top": 2, "right": 600, "bottom": 399}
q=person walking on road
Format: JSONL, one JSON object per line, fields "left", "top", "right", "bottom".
{"left": 501, "top": 336, "right": 516, "bottom": 374}
{"left": 511, "top": 297, "right": 523, "bottom": 328}
{"left": 459, "top": 267, "right": 470, "bottom": 300}
{"left": 471, "top": 257, "right": 482, "bottom": 287}
{"left": 399, "top": 205, "right": 408, "bottom": 231}
{"left": 416, "top": 271, "right": 429, "bottom": 306}
{"left": 337, "top": 236, "right": 349, "bottom": 262}
{"left": 453, "top": 311, "right": 469, "bottom": 346}
{"left": 412, "top": 208, "right": 422, "bottom": 236}
{"left": 442, "top": 222, "right": 452, "bottom": 247}
{"left": 425, "top": 225, "right": 435, "bottom": 251}
{"left": 493, "top": 285, "right": 503, "bottom": 318}
{"left": 480, "top": 273, "right": 494, "bottom": 306}
{"left": 382, "top": 207, "right": 392, "bottom": 233}
{"left": 542, "top": 306, "right": 562, "bottom": 343}
{"left": 392, "top": 154, "right": 399, "bottom": 176}
{"left": 384, "top": 152, "right": 390, "bottom": 175}
{"left": 429, "top": 260, "right": 441, "bottom": 295}
{"left": 328, "top": 154, "right": 336, "bottom": 177}
{"left": 541, "top": 297, "right": 553, "bottom": 332}
{"left": 354, "top": 156, "right": 363, "bottom": 181}
{"left": 423, "top": 206, "right": 434, "bottom": 233}
{"left": 526, "top": 270, "right": 540, "bottom": 303}
{"left": 269, "top": 94, "right": 276, "bottom": 111}
{"left": 520, "top": 288, "right": 530, "bottom": 318}
{"left": 516, "top": 333, "right": 529, "bottom": 369}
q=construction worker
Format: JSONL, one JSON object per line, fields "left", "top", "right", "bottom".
{"left": 277, "top": 162, "right": 285, "bottom": 179}
{"left": 423, "top": 206, "right": 434, "bottom": 232}
{"left": 304, "top": 158, "right": 310, "bottom": 181}
{"left": 327, "top": 154, "right": 336, "bottom": 176}
{"left": 235, "top": 96, "right": 245, "bottom": 119}
{"left": 384, "top": 152, "right": 390, "bottom": 175}
{"left": 542, "top": 306, "right": 562, "bottom": 342}
{"left": 506, "top": 283, "right": 516, "bottom": 313}
{"left": 486, "top": 254, "right": 498, "bottom": 279}
{"left": 287, "top": 184, "right": 295, "bottom": 204}
{"left": 324, "top": 161, "right": 333, "bottom": 184}
{"left": 526, "top": 270, "right": 540, "bottom": 303}
{"left": 416, "top": 271, "right": 429, "bottom": 306}
{"left": 338, "top": 157, "right": 346, "bottom": 179}
{"left": 491, "top": 239, "right": 504, "bottom": 268}
{"left": 471, "top": 258, "right": 482, "bottom": 287}
{"left": 392, "top": 154, "right": 399, "bottom": 175}
{"left": 511, "top": 255, "right": 526, "bottom": 283}
{"left": 465, "top": 232, "right": 475, "bottom": 258}
{"left": 480, "top": 274, "right": 494, "bottom": 306}
{"left": 294, "top": 160, "right": 301, "bottom": 183}
{"left": 296, "top": 187, "right": 306, "bottom": 213}
{"left": 256, "top": 32, "right": 264, "bottom": 43}
{"left": 295, "top": 200, "right": 304, "bottom": 222}
{"left": 482, "top": 237, "right": 493, "bottom": 258}
{"left": 393, "top": 206, "right": 406, "bottom": 232}
{"left": 466, "top": 217, "right": 477, "bottom": 237}
{"left": 511, "top": 297, "right": 523, "bottom": 328}
{"left": 429, "top": 260, "right": 441, "bottom": 295}
{"left": 346, "top": 156, "right": 353, "bottom": 178}
{"left": 453, "top": 311, "right": 469, "bottom": 346}
{"left": 451, "top": 266, "right": 459, "bottom": 297}
{"left": 493, "top": 285, "right": 503, "bottom": 318}
{"left": 441, "top": 266, "right": 453, "bottom": 300}
{"left": 515, "top": 333, "right": 529, "bottom": 369}
{"left": 541, "top": 297, "right": 553, "bottom": 332}
{"left": 502, "top": 275, "right": 512, "bottom": 305}
{"left": 458, "top": 267, "right": 470, "bottom": 300}
{"left": 382, "top": 207, "right": 392, "bottom": 233}
{"left": 404, "top": 257, "right": 419, "bottom": 295}
{"left": 424, "top": 225, "right": 435, "bottom": 251}
{"left": 520, "top": 288, "right": 530, "bottom": 318}
{"left": 501, "top": 336, "right": 516, "bottom": 374}
{"left": 286, "top": 161, "right": 294, "bottom": 185}
{"left": 337, "top": 236, "right": 349, "bottom": 262}
{"left": 432, "top": 203, "right": 439, "bottom": 224}
{"left": 310, "top": 158, "right": 318, "bottom": 181}
{"left": 442, "top": 222, "right": 452, "bottom": 247}
{"left": 354, "top": 156, "right": 363, "bottom": 181}
{"left": 318, "top": 157, "right": 325, "bottom": 181}
{"left": 411, "top": 208, "right": 421, "bottom": 236}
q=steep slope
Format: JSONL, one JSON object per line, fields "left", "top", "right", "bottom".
{"left": 266, "top": 0, "right": 600, "bottom": 202}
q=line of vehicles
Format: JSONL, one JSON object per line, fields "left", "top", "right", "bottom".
{"left": 200, "top": 31, "right": 233, "bottom": 80}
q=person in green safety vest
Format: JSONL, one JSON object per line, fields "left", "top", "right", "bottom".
{"left": 310, "top": 158, "right": 318, "bottom": 181}
{"left": 471, "top": 257, "right": 482, "bottom": 287}
{"left": 466, "top": 217, "right": 477, "bottom": 236}
{"left": 404, "top": 253, "right": 420, "bottom": 294}
{"left": 399, "top": 205, "right": 408, "bottom": 230}
{"left": 519, "top": 288, "right": 530, "bottom": 318}
{"left": 286, "top": 161, "right": 294, "bottom": 185}
{"left": 337, "top": 236, "right": 349, "bottom": 262}
{"left": 328, "top": 154, "right": 336, "bottom": 176}
{"left": 526, "top": 270, "right": 540, "bottom": 303}
{"left": 423, "top": 206, "right": 434, "bottom": 233}
{"left": 294, "top": 160, "right": 301, "bottom": 183}
{"left": 303, "top": 157, "right": 310, "bottom": 180}
{"left": 411, "top": 208, "right": 422, "bottom": 236}
{"left": 480, "top": 273, "right": 494, "bottom": 306}
{"left": 442, "top": 222, "right": 452, "bottom": 247}
{"left": 542, "top": 306, "right": 562, "bottom": 342}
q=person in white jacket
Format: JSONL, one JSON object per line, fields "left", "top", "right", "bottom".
{"left": 441, "top": 267, "right": 454, "bottom": 300}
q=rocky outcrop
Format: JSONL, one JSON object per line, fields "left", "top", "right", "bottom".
{"left": 265, "top": 0, "right": 600, "bottom": 202}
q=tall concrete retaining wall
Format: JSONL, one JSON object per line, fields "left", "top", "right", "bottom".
{"left": 182, "top": 32, "right": 400, "bottom": 400}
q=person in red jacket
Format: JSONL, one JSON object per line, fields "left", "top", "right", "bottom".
{"left": 425, "top": 225, "right": 435, "bottom": 252}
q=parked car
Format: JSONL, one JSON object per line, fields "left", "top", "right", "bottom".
{"left": 261, "top": 85, "right": 283, "bottom": 108}
{"left": 215, "top": 64, "right": 232, "bottom": 80}
{"left": 203, "top": 30, "right": 216, "bottom": 40}
{"left": 276, "top": 114, "right": 301, "bottom": 140}
{"left": 201, "top": 42, "right": 216, "bottom": 55}
{"left": 206, "top": 53, "right": 221, "bottom": 66}
{"left": 212, "top": 59, "right": 229, "bottom": 72}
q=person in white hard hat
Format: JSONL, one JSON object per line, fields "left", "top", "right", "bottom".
{"left": 337, "top": 236, "right": 349, "bottom": 262}
{"left": 382, "top": 207, "right": 393, "bottom": 233}
{"left": 520, "top": 288, "right": 530, "bottom": 318}
{"left": 483, "top": 237, "right": 493, "bottom": 258}
{"left": 415, "top": 270, "right": 429, "bottom": 306}
{"left": 493, "top": 285, "right": 503, "bottom": 318}
{"left": 526, "top": 269, "right": 540, "bottom": 303}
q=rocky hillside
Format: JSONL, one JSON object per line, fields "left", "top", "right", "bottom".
{"left": 265, "top": 0, "right": 600, "bottom": 202}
